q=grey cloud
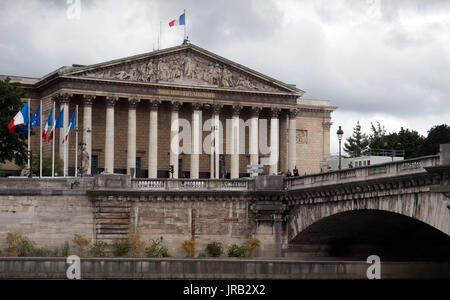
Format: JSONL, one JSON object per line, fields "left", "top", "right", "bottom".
{"left": 0, "top": 0, "right": 448, "bottom": 124}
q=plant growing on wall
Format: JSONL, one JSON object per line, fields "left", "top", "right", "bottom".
{"left": 145, "top": 237, "right": 171, "bottom": 258}
{"left": 128, "top": 233, "right": 146, "bottom": 258}
{"left": 89, "top": 241, "right": 110, "bottom": 258}
{"left": 72, "top": 234, "right": 91, "bottom": 257}
{"left": 245, "top": 237, "right": 260, "bottom": 257}
{"left": 181, "top": 238, "right": 196, "bottom": 258}
{"left": 6, "top": 233, "right": 24, "bottom": 257}
{"left": 227, "top": 244, "right": 246, "bottom": 258}
{"left": 206, "top": 242, "right": 223, "bottom": 257}
{"left": 112, "top": 239, "right": 131, "bottom": 257}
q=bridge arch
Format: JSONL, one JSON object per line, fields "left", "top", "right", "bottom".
{"left": 286, "top": 194, "right": 450, "bottom": 260}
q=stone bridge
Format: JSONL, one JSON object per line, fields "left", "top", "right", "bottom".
{"left": 0, "top": 145, "right": 449, "bottom": 260}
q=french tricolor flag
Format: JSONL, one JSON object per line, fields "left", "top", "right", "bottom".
{"left": 169, "top": 13, "right": 185, "bottom": 27}
{"left": 8, "top": 102, "right": 29, "bottom": 134}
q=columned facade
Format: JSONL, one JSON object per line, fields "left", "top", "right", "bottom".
{"left": 104, "top": 96, "right": 118, "bottom": 174}
{"left": 11, "top": 43, "right": 336, "bottom": 179}
{"left": 82, "top": 95, "right": 94, "bottom": 175}
{"left": 127, "top": 98, "right": 138, "bottom": 177}
{"left": 170, "top": 101, "right": 181, "bottom": 179}
{"left": 211, "top": 104, "right": 221, "bottom": 179}
{"left": 270, "top": 108, "right": 280, "bottom": 175}
{"left": 148, "top": 100, "right": 160, "bottom": 178}
{"left": 191, "top": 103, "right": 202, "bottom": 179}
{"left": 231, "top": 105, "right": 242, "bottom": 179}
{"left": 250, "top": 107, "right": 261, "bottom": 176}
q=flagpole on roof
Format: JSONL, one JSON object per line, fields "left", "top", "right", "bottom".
{"left": 52, "top": 100, "right": 55, "bottom": 178}
{"left": 27, "top": 99, "right": 31, "bottom": 172}
{"left": 40, "top": 99, "right": 42, "bottom": 178}
{"left": 184, "top": 9, "right": 186, "bottom": 42}
{"left": 75, "top": 105, "right": 78, "bottom": 178}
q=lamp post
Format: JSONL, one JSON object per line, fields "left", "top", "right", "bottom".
{"left": 337, "top": 126, "right": 344, "bottom": 170}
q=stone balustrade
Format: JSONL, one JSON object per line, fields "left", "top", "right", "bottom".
{"left": 132, "top": 179, "right": 251, "bottom": 191}
{"left": 285, "top": 155, "right": 440, "bottom": 191}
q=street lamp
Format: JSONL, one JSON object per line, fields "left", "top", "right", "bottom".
{"left": 337, "top": 126, "right": 344, "bottom": 170}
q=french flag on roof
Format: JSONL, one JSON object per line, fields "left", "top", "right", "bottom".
{"left": 169, "top": 13, "right": 185, "bottom": 27}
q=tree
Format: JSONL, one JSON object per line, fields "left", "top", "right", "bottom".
{"left": 396, "top": 127, "right": 424, "bottom": 159}
{"left": 415, "top": 124, "right": 450, "bottom": 157}
{"left": 368, "top": 122, "right": 388, "bottom": 151}
{"left": 344, "top": 121, "right": 369, "bottom": 157}
{"left": 0, "top": 78, "right": 28, "bottom": 166}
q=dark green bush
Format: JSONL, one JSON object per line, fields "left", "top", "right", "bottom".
{"left": 227, "top": 244, "right": 246, "bottom": 257}
{"left": 206, "top": 242, "right": 223, "bottom": 257}
{"left": 198, "top": 252, "right": 207, "bottom": 258}
{"left": 90, "top": 241, "right": 110, "bottom": 257}
{"left": 112, "top": 239, "right": 131, "bottom": 257}
{"left": 145, "top": 238, "right": 171, "bottom": 258}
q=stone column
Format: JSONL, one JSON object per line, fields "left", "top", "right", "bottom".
{"left": 191, "top": 103, "right": 202, "bottom": 179}
{"left": 127, "top": 98, "right": 138, "bottom": 177}
{"left": 82, "top": 95, "right": 94, "bottom": 175}
{"left": 322, "top": 120, "right": 333, "bottom": 172}
{"left": 57, "top": 93, "right": 71, "bottom": 176}
{"left": 211, "top": 104, "right": 221, "bottom": 179}
{"left": 104, "top": 96, "right": 118, "bottom": 174}
{"left": 270, "top": 108, "right": 280, "bottom": 175}
{"left": 288, "top": 109, "right": 298, "bottom": 172}
{"left": 231, "top": 105, "right": 242, "bottom": 179}
{"left": 250, "top": 107, "right": 261, "bottom": 177}
{"left": 148, "top": 100, "right": 160, "bottom": 179}
{"left": 170, "top": 101, "right": 182, "bottom": 179}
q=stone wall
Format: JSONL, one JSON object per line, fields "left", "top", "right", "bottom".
{"left": 1, "top": 257, "right": 448, "bottom": 279}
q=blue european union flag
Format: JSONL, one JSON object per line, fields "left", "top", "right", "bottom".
{"left": 21, "top": 104, "right": 40, "bottom": 133}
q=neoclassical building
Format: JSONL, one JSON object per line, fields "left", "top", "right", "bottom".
{"left": 2, "top": 43, "right": 336, "bottom": 178}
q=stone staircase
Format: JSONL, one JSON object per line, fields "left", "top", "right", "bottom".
{"left": 94, "top": 201, "right": 131, "bottom": 244}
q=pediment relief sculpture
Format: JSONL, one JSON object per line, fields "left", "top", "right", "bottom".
{"left": 74, "top": 52, "right": 283, "bottom": 92}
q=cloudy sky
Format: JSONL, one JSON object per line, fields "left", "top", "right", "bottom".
{"left": 1, "top": 0, "right": 449, "bottom": 153}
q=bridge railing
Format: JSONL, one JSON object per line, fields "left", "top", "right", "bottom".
{"left": 132, "top": 178, "right": 252, "bottom": 191}
{"left": 286, "top": 155, "right": 439, "bottom": 190}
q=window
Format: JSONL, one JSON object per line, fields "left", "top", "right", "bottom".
{"left": 136, "top": 157, "right": 141, "bottom": 170}
{"left": 178, "top": 159, "right": 183, "bottom": 173}
{"left": 92, "top": 155, "right": 98, "bottom": 169}
{"left": 368, "top": 160, "right": 371, "bottom": 166}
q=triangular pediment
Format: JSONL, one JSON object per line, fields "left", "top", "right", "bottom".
{"left": 63, "top": 44, "right": 303, "bottom": 94}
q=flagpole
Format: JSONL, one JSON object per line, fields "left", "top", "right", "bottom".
{"left": 75, "top": 105, "right": 79, "bottom": 178}
{"left": 184, "top": 9, "right": 187, "bottom": 41}
{"left": 64, "top": 113, "right": 67, "bottom": 178}
{"left": 40, "top": 100, "right": 42, "bottom": 178}
{"left": 160, "top": 21, "right": 162, "bottom": 50}
{"left": 27, "top": 99, "right": 31, "bottom": 171}
{"left": 52, "top": 100, "right": 55, "bottom": 178}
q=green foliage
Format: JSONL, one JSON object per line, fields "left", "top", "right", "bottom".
{"left": 344, "top": 121, "right": 369, "bottom": 157}
{"left": 227, "top": 244, "right": 247, "bottom": 258}
{"left": 0, "top": 78, "right": 28, "bottom": 166}
{"left": 112, "top": 239, "right": 132, "bottom": 257}
{"left": 89, "top": 241, "right": 110, "bottom": 258}
{"left": 32, "top": 154, "right": 64, "bottom": 177}
{"left": 145, "top": 237, "right": 171, "bottom": 258}
{"left": 62, "top": 241, "right": 70, "bottom": 257}
{"left": 415, "top": 124, "right": 450, "bottom": 157}
{"left": 206, "top": 242, "right": 223, "bottom": 257}
{"left": 198, "top": 252, "right": 207, "bottom": 258}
